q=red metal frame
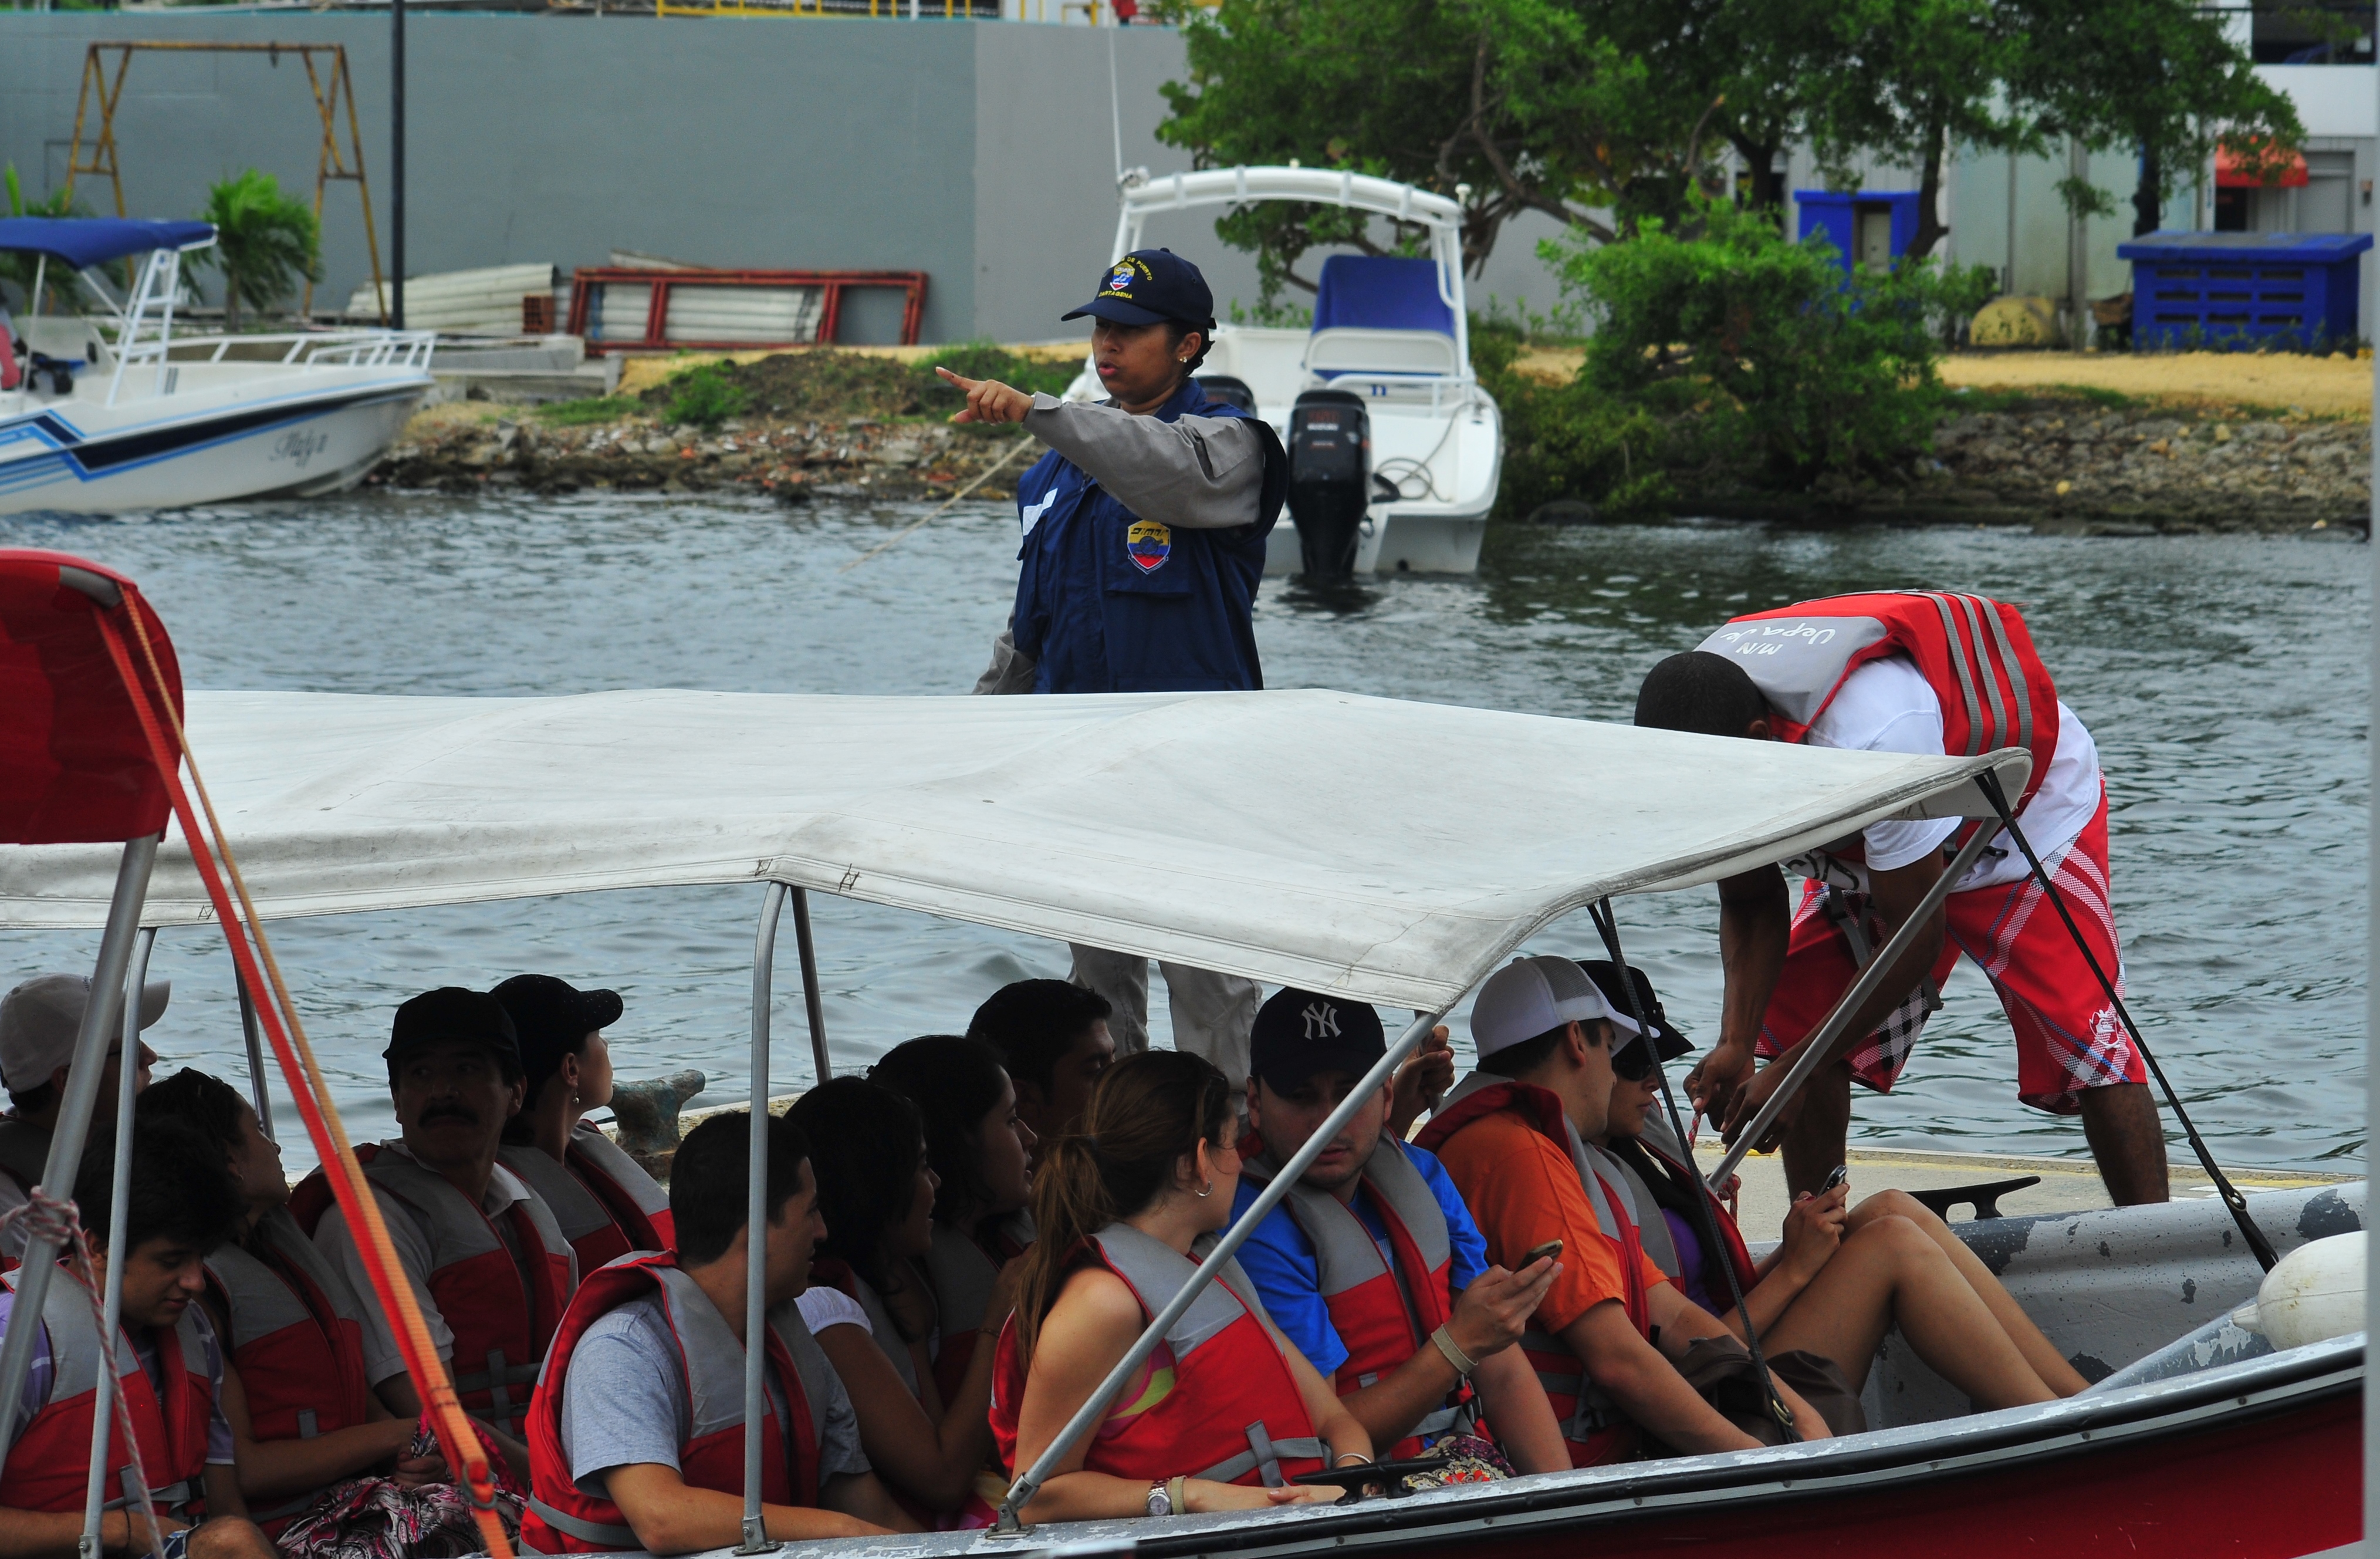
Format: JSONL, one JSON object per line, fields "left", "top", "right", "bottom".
{"left": 563, "top": 267, "right": 929, "bottom": 353}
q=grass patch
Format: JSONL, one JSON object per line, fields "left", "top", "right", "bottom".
{"left": 536, "top": 395, "right": 643, "bottom": 426}
{"left": 1947, "top": 384, "right": 2146, "bottom": 417}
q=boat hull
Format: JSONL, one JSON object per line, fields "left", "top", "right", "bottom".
{"left": 0, "top": 374, "right": 428, "bottom": 515}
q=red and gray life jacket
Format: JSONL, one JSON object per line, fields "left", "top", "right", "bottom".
{"left": 1237, "top": 1136, "right": 1474, "bottom": 1460}
{"left": 203, "top": 1206, "right": 378, "bottom": 1531}
{"left": 497, "top": 1124, "right": 673, "bottom": 1277}
{"left": 0, "top": 1264, "right": 213, "bottom": 1519}
{"left": 1601, "top": 1135, "right": 1759, "bottom": 1310}
{"left": 522, "top": 1252, "right": 830, "bottom": 1554}
{"left": 1696, "top": 591, "right": 2059, "bottom": 828}
{"left": 1416, "top": 1075, "right": 1652, "bottom": 1467}
{"left": 989, "top": 1224, "right": 1328, "bottom": 1487}
{"left": 921, "top": 1214, "right": 1029, "bottom": 1406}
{"left": 290, "top": 1143, "right": 573, "bottom": 1436}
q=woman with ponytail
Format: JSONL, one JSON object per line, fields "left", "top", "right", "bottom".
{"left": 992, "top": 1051, "right": 1368, "bottom": 1523}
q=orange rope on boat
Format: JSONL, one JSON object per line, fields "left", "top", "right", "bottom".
{"left": 89, "top": 592, "right": 518, "bottom": 1559}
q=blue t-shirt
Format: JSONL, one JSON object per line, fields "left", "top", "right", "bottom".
{"left": 1230, "top": 1142, "right": 1489, "bottom": 1379}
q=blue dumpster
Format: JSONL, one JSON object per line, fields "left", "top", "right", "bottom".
{"left": 2116, "top": 231, "right": 2373, "bottom": 350}
{"left": 1796, "top": 190, "right": 1923, "bottom": 276}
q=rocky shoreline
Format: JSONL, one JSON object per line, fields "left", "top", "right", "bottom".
{"left": 374, "top": 396, "right": 2369, "bottom": 536}
{"left": 367, "top": 406, "right": 1030, "bottom": 504}
{"left": 1663, "top": 404, "right": 2370, "bottom": 534}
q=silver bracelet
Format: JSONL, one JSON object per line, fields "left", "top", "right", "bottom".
{"left": 1429, "top": 1323, "right": 1478, "bottom": 1378}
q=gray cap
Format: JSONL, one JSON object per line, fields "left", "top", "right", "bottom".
{"left": 1469, "top": 955, "right": 1638, "bottom": 1059}
{"left": 0, "top": 974, "right": 171, "bottom": 1094}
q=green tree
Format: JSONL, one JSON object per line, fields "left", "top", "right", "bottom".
{"left": 2006, "top": 0, "right": 2300, "bottom": 237}
{"left": 195, "top": 170, "right": 323, "bottom": 332}
{"left": 1, "top": 165, "right": 85, "bottom": 308}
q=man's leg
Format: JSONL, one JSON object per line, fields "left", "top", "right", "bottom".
{"left": 1157, "top": 962, "right": 1262, "bottom": 1095}
{"left": 1068, "top": 945, "right": 1152, "bottom": 1056}
{"left": 186, "top": 1519, "right": 278, "bottom": 1559}
{"left": 1778, "top": 1059, "right": 1853, "bottom": 1198}
{"left": 2079, "top": 1082, "right": 2168, "bottom": 1205}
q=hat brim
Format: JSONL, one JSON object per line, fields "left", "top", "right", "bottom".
{"left": 580, "top": 988, "right": 625, "bottom": 1032}
{"left": 1061, "top": 295, "right": 1172, "bottom": 326}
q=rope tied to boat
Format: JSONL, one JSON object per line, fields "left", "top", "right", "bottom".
{"left": 0, "top": 1188, "right": 170, "bottom": 1559}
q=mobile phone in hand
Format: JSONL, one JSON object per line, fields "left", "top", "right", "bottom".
{"left": 1520, "top": 1238, "right": 1564, "bottom": 1267}
{"left": 1821, "top": 1165, "right": 1851, "bottom": 1193}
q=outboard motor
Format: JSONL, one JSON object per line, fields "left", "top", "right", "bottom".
{"left": 1286, "top": 389, "right": 1370, "bottom": 582}
{"left": 1195, "top": 374, "right": 1257, "bottom": 413}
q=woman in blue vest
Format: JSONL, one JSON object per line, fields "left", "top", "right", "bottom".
{"left": 946, "top": 248, "right": 1289, "bottom": 1101}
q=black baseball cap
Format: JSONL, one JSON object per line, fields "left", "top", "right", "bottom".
{"left": 1062, "top": 248, "right": 1214, "bottom": 328}
{"left": 492, "top": 974, "right": 624, "bottom": 1101}
{"left": 1574, "top": 961, "right": 1691, "bottom": 1065}
{"left": 385, "top": 987, "right": 522, "bottom": 1071}
{"left": 1249, "top": 987, "right": 1386, "bottom": 1094}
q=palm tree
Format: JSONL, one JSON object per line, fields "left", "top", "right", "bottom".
{"left": 1, "top": 164, "right": 84, "bottom": 310}
{"left": 195, "top": 170, "right": 323, "bottom": 332}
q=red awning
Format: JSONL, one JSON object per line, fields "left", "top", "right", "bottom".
{"left": 2216, "top": 144, "right": 2310, "bottom": 188}
{"left": 0, "top": 550, "right": 182, "bottom": 846}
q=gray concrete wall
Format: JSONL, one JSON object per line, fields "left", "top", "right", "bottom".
{"left": 0, "top": 10, "right": 1570, "bottom": 343}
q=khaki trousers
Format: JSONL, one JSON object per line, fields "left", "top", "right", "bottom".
{"left": 1066, "top": 944, "right": 1262, "bottom": 1094}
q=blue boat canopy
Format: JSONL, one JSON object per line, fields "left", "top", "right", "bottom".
{"left": 0, "top": 218, "right": 216, "bottom": 269}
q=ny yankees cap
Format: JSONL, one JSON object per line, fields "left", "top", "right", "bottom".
{"left": 1249, "top": 987, "right": 1386, "bottom": 1094}
{"left": 1061, "top": 248, "right": 1215, "bottom": 329}
{"left": 1470, "top": 955, "right": 1640, "bottom": 1060}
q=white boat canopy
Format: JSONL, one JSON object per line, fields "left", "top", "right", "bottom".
{"left": 0, "top": 687, "right": 2027, "bottom": 1011}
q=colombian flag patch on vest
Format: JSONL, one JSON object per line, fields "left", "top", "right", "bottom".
{"left": 1127, "top": 519, "right": 1172, "bottom": 573}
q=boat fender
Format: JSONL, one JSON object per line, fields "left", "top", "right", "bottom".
{"left": 2230, "top": 1231, "right": 2366, "bottom": 1351}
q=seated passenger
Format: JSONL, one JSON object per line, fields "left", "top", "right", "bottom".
{"left": 789, "top": 1075, "right": 1009, "bottom": 1522}
{"left": 966, "top": 979, "right": 1115, "bottom": 1146}
{"left": 293, "top": 988, "right": 575, "bottom": 1475}
{"left": 1416, "top": 957, "right": 1834, "bottom": 1463}
{"left": 0, "top": 973, "right": 166, "bottom": 1264}
{"left": 137, "top": 1070, "right": 437, "bottom": 1537}
{"left": 492, "top": 976, "right": 673, "bottom": 1272}
{"left": 867, "top": 1034, "right": 1034, "bottom": 1405}
{"left": 0, "top": 1121, "right": 275, "bottom": 1559}
{"left": 522, "top": 1109, "right": 908, "bottom": 1554}
{"left": 1580, "top": 961, "right": 2087, "bottom": 1409}
{"left": 992, "top": 1050, "right": 1369, "bottom": 1522}
{"left": 1234, "top": 989, "right": 1568, "bottom": 1472}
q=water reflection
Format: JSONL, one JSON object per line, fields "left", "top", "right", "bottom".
{"left": 0, "top": 496, "right": 2364, "bottom": 1171}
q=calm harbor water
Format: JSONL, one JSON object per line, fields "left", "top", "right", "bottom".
{"left": 1, "top": 494, "right": 2366, "bottom": 1174}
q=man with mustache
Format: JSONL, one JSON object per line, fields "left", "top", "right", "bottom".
{"left": 296, "top": 988, "right": 577, "bottom": 1482}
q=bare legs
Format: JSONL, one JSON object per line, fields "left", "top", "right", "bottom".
{"left": 1847, "top": 1190, "right": 2090, "bottom": 1396}
{"left": 2078, "top": 1082, "right": 2170, "bottom": 1205}
{"left": 1762, "top": 1212, "right": 2067, "bottom": 1411}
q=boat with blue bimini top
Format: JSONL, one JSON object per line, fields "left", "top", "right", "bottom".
{"left": 0, "top": 570, "right": 2361, "bottom": 1559}
{"left": 1071, "top": 168, "right": 1502, "bottom": 580}
{"left": 0, "top": 217, "right": 434, "bottom": 514}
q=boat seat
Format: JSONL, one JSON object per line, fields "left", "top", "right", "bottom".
{"left": 1906, "top": 1175, "right": 2041, "bottom": 1221}
{"left": 16, "top": 315, "right": 112, "bottom": 372}
{"left": 1305, "top": 328, "right": 1459, "bottom": 381}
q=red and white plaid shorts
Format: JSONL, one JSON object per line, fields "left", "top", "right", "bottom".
{"left": 1754, "top": 787, "right": 2143, "bottom": 1115}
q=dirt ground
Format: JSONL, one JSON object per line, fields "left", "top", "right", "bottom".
{"left": 1511, "top": 345, "right": 2376, "bottom": 417}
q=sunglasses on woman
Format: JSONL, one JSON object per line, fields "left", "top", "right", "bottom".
{"left": 1611, "top": 1042, "right": 1658, "bottom": 1082}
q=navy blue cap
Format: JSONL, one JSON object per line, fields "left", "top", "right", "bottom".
{"left": 1062, "top": 248, "right": 1214, "bottom": 328}
{"left": 1250, "top": 988, "right": 1385, "bottom": 1093}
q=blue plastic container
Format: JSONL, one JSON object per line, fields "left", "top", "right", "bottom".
{"left": 1795, "top": 191, "right": 1923, "bottom": 276}
{"left": 2116, "top": 231, "right": 2374, "bottom": 350}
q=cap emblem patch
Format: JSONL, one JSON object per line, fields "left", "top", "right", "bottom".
{"left": 1301, "top": 1002, "right": 1341, "bottom": 1039}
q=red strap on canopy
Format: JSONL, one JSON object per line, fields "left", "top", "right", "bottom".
{"left": 0, "top": 549, "right": 183, "bottom": 845}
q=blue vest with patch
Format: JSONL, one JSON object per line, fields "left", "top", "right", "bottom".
{"left": 1009, "top": 381, "right": 1287, "bottom": 694}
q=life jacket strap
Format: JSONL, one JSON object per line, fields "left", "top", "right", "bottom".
{"left": 1194, "top": 1423, "right": 1330, "bottom": 1487}
{"left": 526, "top": 1495, "right": 637, "bottom": 1548}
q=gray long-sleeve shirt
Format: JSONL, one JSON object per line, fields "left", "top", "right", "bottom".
{"left": 973, "top": 393, "right": 1272, "bottom": 694}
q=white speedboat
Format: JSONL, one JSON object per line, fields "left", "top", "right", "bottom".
{"left": 0, "top": 217, "right": 433, "bottom": 514}
{"left": 1075, "top": 168, "right": 1502, "bottom": 578}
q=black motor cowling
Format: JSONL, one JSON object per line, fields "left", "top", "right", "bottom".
{"left": 1286, "top": 389, "right": 1370, "bottom": 582}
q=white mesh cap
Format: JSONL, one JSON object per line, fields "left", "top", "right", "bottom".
{"left": 1469, "top": 955, "right": 1639, "bottom": 1059}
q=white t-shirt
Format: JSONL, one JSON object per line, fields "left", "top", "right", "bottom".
{"left": 1790, "top": 655, "right": 2102, "bottom": 892}
{"left": 793, "top": 1285, "right": 870, "bottom": 1337}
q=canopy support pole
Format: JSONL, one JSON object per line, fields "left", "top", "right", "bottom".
{"left": 0, "top": 832, "right": 158, "bottom": 1490}
{"left": 739, "top": 882, "right": 789, "bottom": 1555}
{"left": 995, "top": 1005, "right": 1447, "bottom": 1533}
{"left": 791, "top": 888, "right": 829, "bottom": 1084}
{"left": 1971, "top": 770, "right": 2278, "bottom": 1268}
{"left": 238, "top": 972, "right": 276, "bottom": 1141}
{"left": 1708, "top": 821, "right": 1997, "bottom": 1193}
{"left": 81, "top": 926, "right": 155, "bottom": 1556}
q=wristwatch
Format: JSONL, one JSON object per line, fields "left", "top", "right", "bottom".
{"left": 1146, "top": 1480, "right": 1174, "bottom": 1518}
